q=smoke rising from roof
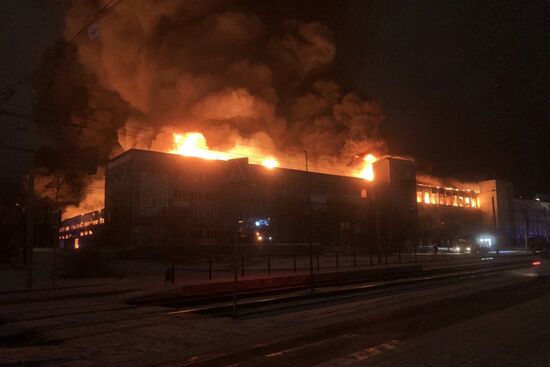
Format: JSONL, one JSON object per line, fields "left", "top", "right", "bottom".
{"left": 34, "top": 0, "right": 386, "bottom": 215}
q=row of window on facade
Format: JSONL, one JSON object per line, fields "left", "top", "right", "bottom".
{"left": 172, "top": 185, "right": 367, "bottom": 203}
{"left": 59, "top": 229, "right": 94, "bottom": 240}
{"left": 59, "top": 218, "right": 105, "bottom": 233}
{"left": 416, "top": 185, "right": 479, "bottom": 209}
{"left": 190, "top": 229, "right": 222, "bottom": 239}
{"left": 173, "top": 189, "right": 220, "bottom": 201}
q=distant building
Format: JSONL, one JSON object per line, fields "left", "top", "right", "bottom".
{"left": 58, "top": 209, "right": 105, "bottom": 249}
{"left": 513, "top": 198, "right": 550, "bottom": 247}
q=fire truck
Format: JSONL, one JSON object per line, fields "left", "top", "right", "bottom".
{"left": 237, "top": 218, "right": 273, "bottom": 245}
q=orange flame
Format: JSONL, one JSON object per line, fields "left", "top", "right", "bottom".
{"left": 170, "top": 132, "right": 229, "bottom": 160}
{"left": 169, "top": 132, "right": 280, "bottom": 170}
{"left": 261, "top": 157, "right": 279, "bottom": 169}
{"left": 170, "top": 132, "right": 372, "bottom": 179}
{"left": 358, "top": 154, "right": 377, "bottom": 181}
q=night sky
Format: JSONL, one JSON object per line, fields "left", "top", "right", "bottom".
{"left": 0, "top": 0, "right": 547, "bottom": 197}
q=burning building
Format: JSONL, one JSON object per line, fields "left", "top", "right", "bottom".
{"left": 39, "top": 1, "right": 548, "bottom": 253}
{"left": 104, "top": 149, "right": 375, "bottom": 248}
{"left": 59, "top": 148, "right": 550, "bottom": 252}
{"left": 58, "top": 209, "right": 105, "bottom": 249}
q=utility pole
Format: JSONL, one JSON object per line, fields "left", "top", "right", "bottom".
{"left": 51, "top": 171, "right": 61, "bottom": 287}
{"left": 524, "top": 210, "right": 529, "bottom": 253}
{"left": 305, "top": 150, "right": 314, "bottom": 292}
{"left": 491, "top": 195, "right": 499, "bottom": 255}
{"left": 25, "top": 153, "right": 35, "bottom": 288}
{"left": 373, "top": 189, "right": 382, "bottom": 264}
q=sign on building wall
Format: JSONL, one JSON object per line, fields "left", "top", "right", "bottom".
{"left": 139, "top": 172, "right": 169, "bottom": 216}
{"left": 227, "top": 158, "right": 248, "bottom": 184}
{"left": 311, "top": 194, "right": 327, "bottom": 211}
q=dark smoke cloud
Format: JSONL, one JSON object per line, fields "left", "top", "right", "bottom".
{"left": 34, "top": 0, "right": 386, "bottom": 214}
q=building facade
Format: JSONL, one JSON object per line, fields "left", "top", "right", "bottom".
{"left": 60, "top": 149, "right": 550, "bottom": 251}
{"left": 103, "top": 149, "right": 386, "bottom": 249}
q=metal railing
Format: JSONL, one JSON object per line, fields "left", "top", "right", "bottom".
{"left": 165, "top": 248, "right": 444, "bottom": 283}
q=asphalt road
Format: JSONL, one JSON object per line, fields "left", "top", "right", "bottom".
{"left": 172, "top": 267, "right": 550, "bottom": 367}
{"left": 2, "top": 261, "right": 549, "bottom": 366}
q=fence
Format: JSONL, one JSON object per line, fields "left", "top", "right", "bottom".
{"left": 165, "top": 248, "right": 442, "bottom": 283}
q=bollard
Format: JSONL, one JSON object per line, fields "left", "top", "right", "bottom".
{"left": 267, "top": 255, "right": 271, "bottom": 275}
{"left": 165, "top": 267, "right": 175, "bottom": 284}
{"left": 353, "top": 252, "right": 357, "bottom": 268}
{"left": 171, "top": 260, "right": 175, "bottom": 283}
{"left": 208, "top": 257, "right": 212, "bottom": 280}
{"left": 336, "top": 252, "right": 339, "bottom": 270}
{"left": 316, "top": 255, "right": 320, "bottom": 272}
{"left": 293, "top": 255, "right": 297, "bottom": 273}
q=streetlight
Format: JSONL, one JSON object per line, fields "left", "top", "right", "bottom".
{"left": 304, "top": 150, "right": 314, "bottom": 292}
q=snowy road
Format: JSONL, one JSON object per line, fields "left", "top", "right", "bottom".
{"left": 1, "top": 265, "right": 548, "bottom": 366}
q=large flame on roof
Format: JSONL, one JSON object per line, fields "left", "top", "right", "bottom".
{"left": 170, "top": 132, "right": 229, "bottom": 160}
{"left": 170, "top": 132, "right": 280, "bottom": 169}
{"left": 170, "top": 132, "right": 377, "bottom": 178}
{"left": 359, "top": 154, "right": 377, "bottom": 181}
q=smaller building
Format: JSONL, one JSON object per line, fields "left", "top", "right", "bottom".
{"left": 513, "top": 198, "right": 550, "bottom": 248}
{"left": 58, "top": 209, "right": 105, "bottom": 249}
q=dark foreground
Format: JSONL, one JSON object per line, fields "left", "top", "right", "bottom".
{"left": 1, "top": 263, "right": 549, "bottom": 366}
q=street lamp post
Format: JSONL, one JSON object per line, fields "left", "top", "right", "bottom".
{"left": 304, "top": 150, "right": 314, "bottom": 292}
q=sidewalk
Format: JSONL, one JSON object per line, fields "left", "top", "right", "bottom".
{"left": 0, "top": 251, "right": 532, "bottom": 307}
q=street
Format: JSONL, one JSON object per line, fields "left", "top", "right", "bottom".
{"left": 2, "top": 261, "right": 549, "bottom": 366}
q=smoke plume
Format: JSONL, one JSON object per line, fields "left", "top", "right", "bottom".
{"left": 34, "top": 0, "right": 386, "bottom": 217}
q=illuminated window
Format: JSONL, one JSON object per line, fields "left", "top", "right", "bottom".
{"left": 465, "top": 196, "right": 471, "bottom": 207}
{"left": 452, "top": 194, "right": 458, "bottom": 206}
{"left": 417, "top": 191, "right": 422, "bottom": 203}
{"left": 361, "top": 188, "right": 368, "bottom": 199}
{"left": 445, "top": 191, "right": 452, "bottom": 206}
{"left": 74, "top": 238, "right": 79, "bottom": 250}
{"left": 430, "top": 191, "right": 437, "bottom": 204}
{"left": 424, "top": 192, "right": 430, "bottom": 204}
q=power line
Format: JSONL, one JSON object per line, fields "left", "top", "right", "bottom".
{"left": 0, "top": 0, "right": 126, "bottom": 101}
{"left": 0, "top": 108, "right": 366, "bottom": 176}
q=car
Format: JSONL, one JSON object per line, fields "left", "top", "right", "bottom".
{"left": 449, "top": 238, "right": 473, "bottom": 253}
{"left": 531, "top": 252, "right": 550, "bottom": 277}
{"left": 471, "top": 244, "right": 489, "bottom": 255}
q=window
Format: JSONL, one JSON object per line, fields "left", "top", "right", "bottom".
{"left": 430, "top": 190, "right": 437, "bottom": 205}
{"left": 458, "top": 192, "right": 465, "bottom": 207}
